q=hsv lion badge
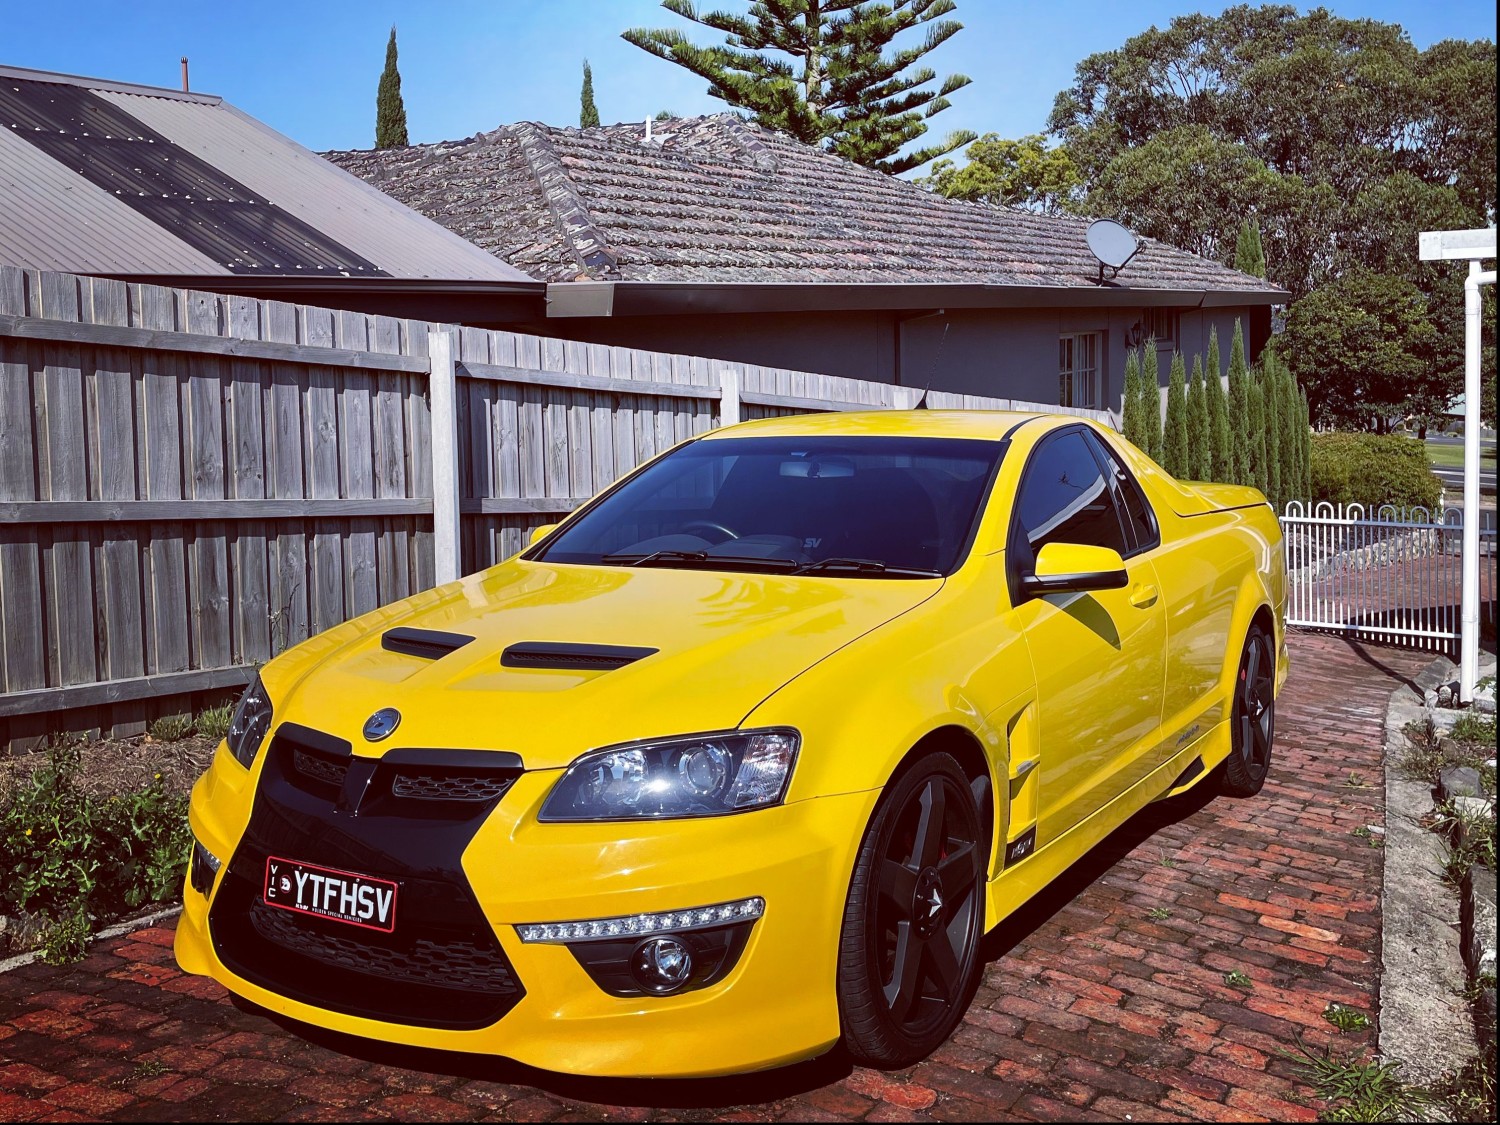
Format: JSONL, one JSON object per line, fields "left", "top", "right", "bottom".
{"left": 363, "top": 707, "right": 401, "bottom": 742}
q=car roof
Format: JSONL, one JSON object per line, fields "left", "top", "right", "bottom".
{"left": 701, "top": 410, "right": 1084, "bottom": 442}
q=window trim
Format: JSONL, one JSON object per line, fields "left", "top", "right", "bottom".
{"left": 1082, "top": 430, "right": 1161, "bottom": 558}
{"left": 1058, "top": 331, "right": 1103, "bottom": 409}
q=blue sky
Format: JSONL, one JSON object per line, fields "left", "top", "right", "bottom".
{"left": 5, "top": 0, "right": 1496, "bottom": 165}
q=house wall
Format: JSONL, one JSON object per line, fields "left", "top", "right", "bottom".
{"left": 521, "top": 302, "right": 1273, "bottom": 417}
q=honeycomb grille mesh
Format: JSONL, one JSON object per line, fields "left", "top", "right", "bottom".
{"left": 391, "top": 772, "right": 515, "bottom": 802}
{"left": 293, "top": 750, "right": 348, "bottom": 788}
{"left": 249, "top": 899, "right": 518, "bottom": 995}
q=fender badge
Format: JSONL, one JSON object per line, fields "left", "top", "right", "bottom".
{"left": 363, "top": 708, "right": 401, "bottom": 742}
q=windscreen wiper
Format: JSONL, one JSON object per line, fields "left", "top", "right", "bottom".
{"left": 795, "top": 557, "right": 942, "bottom": 578}
{"left": 603, "top": 549, "right": 799, "bottom": 572}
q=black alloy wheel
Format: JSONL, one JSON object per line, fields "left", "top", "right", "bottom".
{"left": 1220, "top": 624, "right": 1275, "bottom": 797}
{"left": 837, "top": 753, "right": 985, "bottom": 1067}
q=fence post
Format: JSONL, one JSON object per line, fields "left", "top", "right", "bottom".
{"left": 428, "top": 328, "right": 461, "bottom": 585}
{"left": 718, "top": 363, "right": 741, "bottom": 428}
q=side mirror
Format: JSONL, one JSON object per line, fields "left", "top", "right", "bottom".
{"left": 1021, "top": 542, "right": 1128, "bottom": 596}
{"left": 529, "top": 523, "right": 559, "bottom": 547}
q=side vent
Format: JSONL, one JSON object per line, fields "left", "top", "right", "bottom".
{"left": 382, "top": 628, "right": 476, "bottom": 660}
{"left": 501, "top": 642, "right": 658, "bottom": 671}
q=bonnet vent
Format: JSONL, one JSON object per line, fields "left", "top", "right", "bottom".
{"left": 500, "top": 642, "right": 658, "bottom": 671}
{"left": 382, "top": 628, "right": 476, "bottom": 660}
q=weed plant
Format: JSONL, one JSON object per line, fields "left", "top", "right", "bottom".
{"left": 0, "top": 742, "right": 190, "bottom": 962}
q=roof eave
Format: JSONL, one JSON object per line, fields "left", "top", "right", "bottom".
{"left": 546, "top": 280, "right": 1290, "bottom": 318}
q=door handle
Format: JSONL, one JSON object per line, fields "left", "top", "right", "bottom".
{"left": 1129, "top": 583, "right": 1159, "bottom": 608}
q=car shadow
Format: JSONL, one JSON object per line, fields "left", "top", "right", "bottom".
{"left": 234, "top": 783, "right": 1219, "bottom": 1109}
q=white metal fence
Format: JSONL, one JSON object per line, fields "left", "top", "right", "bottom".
{"left": 1282, "top": 501, "right": 1498, "bottom": 653}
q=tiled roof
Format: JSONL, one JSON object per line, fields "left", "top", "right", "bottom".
{"left": 325, "top": 116, "right": 1282, "bottom": 294}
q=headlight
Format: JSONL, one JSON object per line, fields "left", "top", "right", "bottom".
{"left": 226, "top": 675, "right": 274, "bottom": 769}
{"left": 539, "top": 729, "right": 799, "bottom": 821}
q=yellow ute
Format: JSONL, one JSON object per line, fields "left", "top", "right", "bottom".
{"left": 176, "top": 411, "right": 1287, "bottom": 1077}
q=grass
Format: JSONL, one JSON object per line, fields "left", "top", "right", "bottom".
{"left": 1432, "top": 1053, "right": 1496, "bottom": 1123}
{"left": 1223, "top": 969, "right": 1254, "bottom": 990}
{"left": 1398, "top": 717, "right": 1496, "bottom": 787}
{"left": 1323, "top": 1003, "right": 1372, "bottom": 1033}
{"left": 1291, "top": 1047, "right": 1433, "bottom": 1122}
{"left": 1148, "top": 906, "right": 1172, "bottom": 920}
{"left": 1430, "top": 800, "right": 1497, "bottom": 886}
{"left": 1451, "top": 712, "right": 1497, "bottom": 747}
{"left": 1426, "top": 441, "right": 1497, "bottom": 470}
{"left": 195, "top": 703, "right": 234, "bottom": 743}
{"left": 147, "top": 713, "right": 193, "bottom": 742}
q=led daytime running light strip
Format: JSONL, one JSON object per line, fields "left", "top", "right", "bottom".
{"left": 515, "top": 896, "right": 764, "bottom": 944}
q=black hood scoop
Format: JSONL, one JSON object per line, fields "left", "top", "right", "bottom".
{"left": 500, "top": 642, "right": 658, "bottom": 671}
{"left": 382, "top": 627, "right": 475, "bottom": 660}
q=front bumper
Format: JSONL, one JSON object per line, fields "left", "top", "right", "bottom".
{"left": 175, "top": 741, "right": 877, "bottom": 1078}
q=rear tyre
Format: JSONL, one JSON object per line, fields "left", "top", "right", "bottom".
{"left": 837, "top": 754, "right": 985, "bottom": 1068}
{"left": 1220, "top": 624, "right": 1275, "bottom": 797}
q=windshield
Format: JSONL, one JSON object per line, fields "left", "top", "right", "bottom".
{"left": 535, "top": 435, "right": 1006, "bottom": 577}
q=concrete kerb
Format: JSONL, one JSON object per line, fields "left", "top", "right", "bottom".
{"left": 1378, "top": 654, "right": 1478, "bottom": 1087}
{"left": 0, "top": 903, "right": 181, "bottom": 975}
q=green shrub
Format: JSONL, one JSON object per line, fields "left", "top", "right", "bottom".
{"left": 0, "top": 743, "right": 191, "bottom": 962}
{"left": 1309, "top": 432, "right": 1442, "bottom": 513}
{"left": 195, "top": 703, "right": 234, "bottom": 743}
{"left": 149, "top": 713, "right": 194, "bottom": 742}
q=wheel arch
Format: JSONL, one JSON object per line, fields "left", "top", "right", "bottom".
{"left": 887, "top": 725, "right": 996, "bottom": 869}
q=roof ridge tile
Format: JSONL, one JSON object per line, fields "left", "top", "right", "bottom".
{"left": 511, "top": 121, "right": 619, "bottom": 281}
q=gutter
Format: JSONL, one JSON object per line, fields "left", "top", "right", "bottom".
{"left": 544, "top": 280, "right": 1290, "bottom": 318}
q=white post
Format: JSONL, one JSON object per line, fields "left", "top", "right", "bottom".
{"left": 427, "top": 329, "right": 461, "bottom": 585}
{"left": 1460, "top": 264, "right": 1496, "bottom": 702}
{"left": 718, "top": 364, "right": 741, "bottom": 428}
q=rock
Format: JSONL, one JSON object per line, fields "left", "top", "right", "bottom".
{"left": 0, "top": 911, "right": 49, "bottom": 957}
{"left": 1478, "top": 988, "right": 1497, "bottom": 1056}
{"left": 1461, "top": 864, "right": 1498, "bottom": 982}
{"left": 1425, "top": 688, "right": 1440, "bottom": 709}
{"left": 1438, "top": 683, "right": 1454, "bottom": 706}
{"left": 1453, "top": 794, "right": 1496, "bottom": 820}
{"left": 1440, "top": 766, "right": 1485, "bottom": 801}
{"left": 1475, "top": 695, "right": 1496, "bottom": 715}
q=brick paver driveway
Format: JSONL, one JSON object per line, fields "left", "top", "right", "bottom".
{"left": 0, "top": 633, "right": 1435, "bottom": 1123}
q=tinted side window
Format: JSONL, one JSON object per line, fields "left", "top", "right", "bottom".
{"left": 1014, "top": 431, "right": 1127, "bottom": 556}
{"left": 1085, "top": 432, "right": 1160, "bottom": 554}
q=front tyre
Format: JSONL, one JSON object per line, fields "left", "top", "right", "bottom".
{"left": 1220, "top": 623, "right": 1275, "bottom": 797}
{"left": 837, "top": 754, "right": 984, "bottom": 1068}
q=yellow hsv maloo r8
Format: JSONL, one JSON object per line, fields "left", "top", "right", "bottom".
{"left": 177, "top": 411, "right": 1287, "bottom": 1077}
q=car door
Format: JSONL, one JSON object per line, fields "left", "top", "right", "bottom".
{"left": 1004, "top": 427, "right": 1168, "bottom": 849}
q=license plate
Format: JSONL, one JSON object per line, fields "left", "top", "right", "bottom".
{"left": 263, "top": 857, "right": 398, "bottom": 933}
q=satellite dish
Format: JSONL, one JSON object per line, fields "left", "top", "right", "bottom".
{"left": 1087, "top": 218, "right": 1143, "bottom": 281}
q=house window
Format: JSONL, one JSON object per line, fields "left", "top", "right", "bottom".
{"left": 1059, "top": 332, "right": 1102, "bottom": 409}
{"left": 1144, "top": 309, "right": 1180, "bottom": 349}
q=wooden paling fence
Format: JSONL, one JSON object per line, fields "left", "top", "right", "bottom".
{"left": 0, "top": 267, "right": 1111, "bottom": 748}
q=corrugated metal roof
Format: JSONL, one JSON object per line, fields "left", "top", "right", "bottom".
{"left": 0, "top": 63, "right": 537, "bottom": 285}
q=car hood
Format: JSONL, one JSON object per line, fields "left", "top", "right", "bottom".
{"left": 270, "top": 560, "right": 941, "bottom": 771}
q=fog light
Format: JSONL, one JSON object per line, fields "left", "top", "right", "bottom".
{"left": 189, "top": 839, "right": 221, "bottom": 896}
{"left": 632, "top": 936, "right": 693, "bottom": 993}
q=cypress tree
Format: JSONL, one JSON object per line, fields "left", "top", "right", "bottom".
{"left": 1186, "top": 355, "right": 1209, "bottom": 480}
{"left": 1164, "top": 352, "right": 1189, "bottom": 478}
{"left": 375, "top": 26, "right": 409, "bottom": 149}
{"left": 1204, "top": 327, "right": 1230, "bottom": 482}
{"left": 1122, "top": 348, "right": 1143, "bottom": 448}
{"left": 1279, "top": 363, "right": 1300, "bottom": 503}
{"left": 1262, "top": 358, "right": 1282, "bottom": 508}
{"left": 1247, "top": 381, "right": 1268, "bottom": 495}
{"left": 1299, "top": 386, "right": 1313, "bottom": 499}
{"left": 580, "top": 59, "right": 600, "bottom": 128}
{"left": 1142, "top": 341, "right": 1163, "bottom": 464}
{"left": 1233, "top": 217, "right": 1266, "bottom": 278}
{"left": 1227, "top": 320, "right": 1251, "bottom": 486}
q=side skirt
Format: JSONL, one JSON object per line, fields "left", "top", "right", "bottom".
{"left": 983, "top": 719, "right": 1230, "bottom": 932}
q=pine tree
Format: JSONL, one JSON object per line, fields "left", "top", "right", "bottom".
{"left": 1164, "top": 352, "right": 1189, "bottom": 478}
{"left": 1204, "top": 326, "right": 1230, "bottom": 482}
{"left": 1122, "top": 348, "right": 1143, "bottom": 448}
{"left": 375, "top": 26, "right": 409, "bottom": 149}
{"left": 1262, "top": 358, "right": 1282, "bottom": 507}
{"left": 1247, "top": 381, "right": 1268, "bottom": 495}
{"left": 1227, "top": 321, "right": 1251, "bottom": 486}
{"left": 580, "top": 60, "right": 600, "bottom": 128}
{"left": 1142, "top": 341, "right": 1163, "bottom": 464}
{"left": 1186, "top": 355, "right": 1209, "bottom": 480}
{"left": 1233, "top": 217, "right": 1266, "bottom": 278}
{"left": 623, "top": 0, "right": 977, "bottom": 174}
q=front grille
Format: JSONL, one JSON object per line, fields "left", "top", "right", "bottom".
{"left": 293, "top": 749, "right": 348, "bottom": 789}
{"left": 391, "top": 772, "right": 516, "bottom": 802}
{"left": 250, "top": 899, "right": 517, "bottom": 994}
